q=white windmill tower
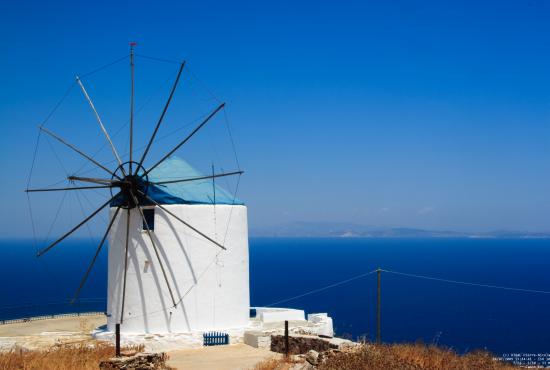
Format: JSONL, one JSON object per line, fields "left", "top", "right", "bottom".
{"left": 26, "top": 44, "right": 249, "bottom": 335}
{"left": 106, "top": 156, "right": 249, "bottom": 333}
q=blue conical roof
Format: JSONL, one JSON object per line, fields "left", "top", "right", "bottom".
{"left": 147, "top": 157, "right": 243, "bottom": 205}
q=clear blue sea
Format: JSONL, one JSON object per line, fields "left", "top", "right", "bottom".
{"left": 1, "top": 237, "right": 549, "bottom": 357}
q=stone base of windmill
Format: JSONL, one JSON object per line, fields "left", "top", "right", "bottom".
{"left": 92, "top": 307, "right": 336, "bottom": 352}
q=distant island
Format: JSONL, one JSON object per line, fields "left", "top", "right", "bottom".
{"left": 250, "top": 222, "right": 550, "bottom": 239}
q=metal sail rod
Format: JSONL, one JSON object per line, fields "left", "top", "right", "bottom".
{"left": 37, "top": 194, "right": 117, "bottom": 257}
{"left": 138, "top": 191, "right": 226, "bottom": 250}
{"left": 76, "top": 76, "right": 126, "bottom": 176}
{"left": 135, "top": 61, "right": 186, "bottom": 175}
{"left": 71, "top": 206, "right": 121, "bottom": 304}
{"left": 39, "top": 126, "right": 121, "bottom": 180}
{"left": 26, "top": 185, "right": 112, "bottom": 193}
{"left": 129, "top": 190, "right": 177, "bottom": 307}
{"left": 142, "top": 102, "right": 225, "bottom": 177}
{"left": 67, "top": 176, "right": 118, "bottom": 185}
{"left": 120, "top": 208, "right": 131, "bottom": 323}
{"left": 151, "top": 170, "right": 244, "bottom": 185}
{"left": 129, "top": 43, "right": 136, "bottom": 174}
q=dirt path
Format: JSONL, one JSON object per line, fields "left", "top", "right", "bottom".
{"left": 0, "top": 314, "right": 105, "bottom": 337}
{"left": 167, "top": 343, "right": 279, "bottom": 370}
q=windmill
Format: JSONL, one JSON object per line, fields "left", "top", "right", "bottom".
{"left": 25, "top": 44, "right": 249, "bottom": 335}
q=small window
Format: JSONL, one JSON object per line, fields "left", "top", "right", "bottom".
{"left": 142, "top": 208, "right": 155, "bottom": 231}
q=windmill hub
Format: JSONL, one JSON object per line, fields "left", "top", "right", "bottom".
{"left": 112, "top": 161, "right": 149, "bottom": 209}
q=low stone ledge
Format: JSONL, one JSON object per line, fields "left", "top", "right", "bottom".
{"left": 244, "top": 330, "right": 272, "bottom": 349}
{"left": 98, "top": 352, "right": 170, "bottom": 370}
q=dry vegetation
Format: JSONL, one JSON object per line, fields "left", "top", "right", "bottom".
{"left": 320, "top": 344, "right": 517, "bottom": 370}
{"left": 253, "top": 358, "right": 287, "bottom": 370}
{"left": 253, "top": 343, "right": 518, "bottom": 370}
{"left": 0, "top": 341, "right": 519, "bottom": 370}
{"left": 0, "top": 342, "right": 145, "bottom": 370}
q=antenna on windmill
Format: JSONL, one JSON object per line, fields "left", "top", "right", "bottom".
{"left": 129, "top": 41, "right": 136, "bottom": 174}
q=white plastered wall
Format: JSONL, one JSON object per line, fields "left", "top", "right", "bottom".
{"left": 106, "top": 204, "right": 249, "bottom": 334}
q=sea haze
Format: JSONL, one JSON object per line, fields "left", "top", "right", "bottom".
{"left": 0, "top": 238, "right": 549, "bottom": 356}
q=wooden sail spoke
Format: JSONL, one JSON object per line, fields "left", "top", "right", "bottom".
{"left": 67, "top": 176, "right": 119, "bottom": 185}
{"left": 26, "top": 185, "right": 112, "bottom": 193}
{"left": 129, "top": 190, "right": 177, "bottom": 307}
{"left": 136, "top": 61, "right": 186, "bottom": 175}
{"left": 120, "top": 207, "right": 131, "bottom": 323}
{"left": 39, "top": 126, "right": 121, "bottom": 180}
{"left": 150, "top": 170, "right": 243, "bottom": 186}
{"left": 71, "top": 206, "right": 121, "bottom": 304}
{"left": 37, "top": 194, "right": 117, "bottom": 257}
{"left": 137, "top": 190, "right": 226, "bottom": 251}
{"left": 142, "top": 102, "right": 225, "bottom": 177}
{"left": 76, "top": 76, "right": 126, "bottom": 176}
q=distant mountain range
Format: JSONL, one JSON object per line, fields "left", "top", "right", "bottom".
{"left": 249, "top": 222, "right": 550, "bottom": 239}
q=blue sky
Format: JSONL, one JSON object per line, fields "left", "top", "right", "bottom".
{"left": 1, "top": 0, "right": 549, "bottom": 238}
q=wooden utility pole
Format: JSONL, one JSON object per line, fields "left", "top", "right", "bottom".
{"left": 376, "top": 268, "right": 381, "bottom": 344}
{"left": 115, "top": 323, "right": 121, "bottom": 357}
{"left": 284, "top": 320, "right": 289, "bottom": 357}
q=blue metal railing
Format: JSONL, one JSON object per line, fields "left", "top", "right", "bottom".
{"left": 0, "top": 311, "right": 104, "bottom": 325}
{"left": 0, "top": 298, "right": 106, "bottom": 324}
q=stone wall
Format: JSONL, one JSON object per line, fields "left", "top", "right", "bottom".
{"left": 271, "top": 334, "right": 338, "bottom": 355}
{"left": 99, "top": 352, "right": 170, "bottom": 370}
